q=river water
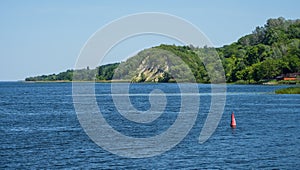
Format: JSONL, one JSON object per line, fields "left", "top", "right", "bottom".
{"left": 0, "top": 82, "right": 299, "bottom": 169}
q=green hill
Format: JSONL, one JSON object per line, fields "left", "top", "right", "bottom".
{"left": 25, "top": 17, "right": 300, "bottom": 83}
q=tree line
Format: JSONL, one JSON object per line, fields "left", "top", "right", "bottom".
{"left": 26, "top": 17, "right": 300, "bottom": 83}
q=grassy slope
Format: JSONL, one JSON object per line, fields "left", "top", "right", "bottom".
{"left": 275, "top": 86, "right": 300, "bottom": 94}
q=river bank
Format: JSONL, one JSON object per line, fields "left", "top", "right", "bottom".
{"left": 275, "top": 86, "right": 300, "bottom": 94}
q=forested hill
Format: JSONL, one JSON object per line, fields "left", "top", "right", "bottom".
{"left": 25, "top": 17, "right": 300, "bottom": 83}
{"left": 219, "top": 17, "right": 300, "bottom": 83}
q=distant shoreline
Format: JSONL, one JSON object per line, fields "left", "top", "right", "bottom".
{"left": 23, "top": 80, "right": 131, "bottom": 83}
{"left": 20, "top": 80, "right": 299, "bottom": 85}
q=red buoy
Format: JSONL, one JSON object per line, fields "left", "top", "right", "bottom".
{"left": 230, "top": 112, "right": 236, "bottom": 128}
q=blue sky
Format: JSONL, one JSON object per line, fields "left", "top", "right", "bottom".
{"left": 0, "top": 0, "right": 299, "bottom": 81}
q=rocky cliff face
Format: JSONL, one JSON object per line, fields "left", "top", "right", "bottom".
{"left": 131, "top": 55, "right": 170, "bottom": 82}
{"left": 113, "top": 47, "right": 195, "bottom": 82}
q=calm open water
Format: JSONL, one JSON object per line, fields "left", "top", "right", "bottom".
{"left": 0, "top": 82, "right": 299, "bottom": 169}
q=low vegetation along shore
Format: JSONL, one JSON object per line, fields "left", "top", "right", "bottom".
{"left": 26, "top": 17, "right": 300, "bottom": 84}
{"left": 275, "top": 86, "right": 300, "bottom": 94}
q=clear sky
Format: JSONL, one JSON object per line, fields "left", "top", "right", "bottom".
{"left": 1, "top": 0, "right": 299, "bottom": 81}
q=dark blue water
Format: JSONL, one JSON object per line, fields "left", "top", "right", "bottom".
{"left": 1, "top": 82, "right": 299, "bottom": 169}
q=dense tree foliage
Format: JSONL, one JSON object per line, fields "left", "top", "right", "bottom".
{"left": 219, "top": 17, "right": 300, "bottom": 83}
{"left": 25, "top": 69, "right": 74, "bottom": 81}
{"left": 96, "top": 63, "right": 119, "bottom": 80}
{"left": 26, "top": 17, "right": 300, "bottom": 83}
